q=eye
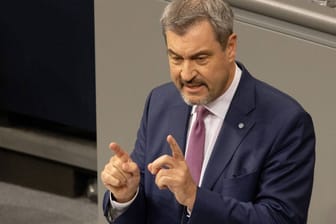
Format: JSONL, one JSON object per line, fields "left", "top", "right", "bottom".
{"left": 195, "top": 56, "right": 208, "bottom": 65}
{"left": 170, "top": 55, "right": 183, "bottom": 65}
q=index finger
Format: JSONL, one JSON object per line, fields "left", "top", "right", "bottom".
{"left": 109, "top": 142, "right": 130, "bottom": 162}
{"left": 166, "top": 135, "right": 184, "bottom": 161}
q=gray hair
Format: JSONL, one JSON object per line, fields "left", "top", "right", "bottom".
{"left": 160, "top": 0, "right": 234, "bottom": 49}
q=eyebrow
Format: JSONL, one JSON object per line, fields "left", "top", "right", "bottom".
{"left": 167, "top": 49, "right": 212, "bottom": 59}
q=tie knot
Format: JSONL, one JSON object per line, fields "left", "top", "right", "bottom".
{"left": 196, "top": 106, "right": 209, "bottom": 120}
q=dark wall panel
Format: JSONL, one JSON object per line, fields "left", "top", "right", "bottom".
{"left": 0, "top": 0, "right": 95, "bottom": 133}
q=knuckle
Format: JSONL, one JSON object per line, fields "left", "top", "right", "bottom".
{"left": 109, "top": 156, "right": 116, "bottom": 163}
{"left": 104, "top": 163, "right": 109, "bottom": 170}
{"left": 112, "top": 177, "right": 121, "bottom": 186}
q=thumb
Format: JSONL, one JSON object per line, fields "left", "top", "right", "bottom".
{"left": 122, "top": 160, "right": 139, "bottom": 176}
{"left": 167, "top": 135, "right": 184, "bottom": 161}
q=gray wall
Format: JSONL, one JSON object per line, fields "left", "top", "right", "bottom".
{"left": 95, "top": 0, "right": 168, "bottom": 222}
{"left": 234, "top": 8, "right": 336, "bottom": 224}
{"left": 95, "top": 0, "right": 336, "bottom": 223}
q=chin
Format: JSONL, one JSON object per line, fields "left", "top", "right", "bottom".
{"left": 181, "top": 94, "right": 210, "bottom": 106}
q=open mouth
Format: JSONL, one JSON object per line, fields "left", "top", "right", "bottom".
{"left": 183, "top": 83, "right": 206, "bottom": 94}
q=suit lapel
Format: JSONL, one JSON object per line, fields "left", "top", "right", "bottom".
{"left": 201, "top": 64, "right": 257, "bottom": 189}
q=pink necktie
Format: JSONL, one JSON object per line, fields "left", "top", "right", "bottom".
{"left": 186, "top": 106, "right": 209, "bottom": 185}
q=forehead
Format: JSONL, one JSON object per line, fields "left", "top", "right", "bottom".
{"left": 165, "top": 20, "right": 220, "bottom": 56}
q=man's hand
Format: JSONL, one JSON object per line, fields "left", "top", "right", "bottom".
{"left": 101, "top": 143, "right": 140, "bottom": 203}
{"left": 148, "top": 135, "right": 197, "bottom": 210}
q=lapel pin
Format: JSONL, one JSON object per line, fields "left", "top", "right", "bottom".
{"left": 238, "top": 122, "right": 245, "bottom": 129}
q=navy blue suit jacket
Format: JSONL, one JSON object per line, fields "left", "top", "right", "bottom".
{"left": 103, "top": 63, "right": 315, "bottom": 224}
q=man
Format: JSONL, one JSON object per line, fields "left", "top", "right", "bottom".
{"left": 101, "top": 0, "right": 315, "bottom": 223}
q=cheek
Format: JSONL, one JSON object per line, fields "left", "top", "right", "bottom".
{"left": 197, "top": 67, "right": 217, "bottom": 84}
{"left": 203, "top": 67, "right": 229, "bottom": 89}
{"left": 169, "top": 65, "right": 181, "bottom": 80}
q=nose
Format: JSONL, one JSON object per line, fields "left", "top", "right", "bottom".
{"left": 180, "top": 60, "right": 196, "bottom": 81}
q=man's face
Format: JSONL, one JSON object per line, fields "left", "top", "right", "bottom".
{"left": 166, "top": 19, "right": 237, "bottom": 105}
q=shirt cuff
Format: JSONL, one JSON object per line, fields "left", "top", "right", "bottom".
{"left": 110, "top": 187, "right": 139, "bottom": 211}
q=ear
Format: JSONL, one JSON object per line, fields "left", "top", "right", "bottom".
{"left": 226, "top": 33, "right": 237, "bottom": 63}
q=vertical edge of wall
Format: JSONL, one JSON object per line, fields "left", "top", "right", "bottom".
{"left": 95, "top": 0, "right": 169, "bottom": 223}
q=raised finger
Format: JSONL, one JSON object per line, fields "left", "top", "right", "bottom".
{"left": 167, "top": 135, "right": 184, "bottom": 161}
{"left": 109, "top": 142, "right": 130, "bottom": 162}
